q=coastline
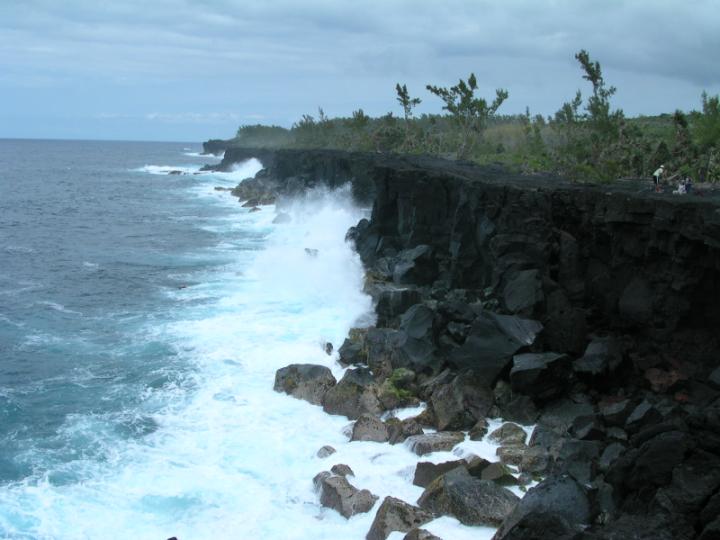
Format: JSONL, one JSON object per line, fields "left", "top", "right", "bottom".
{"left": 208, "top": 146, "right": 720, "bottom": 540}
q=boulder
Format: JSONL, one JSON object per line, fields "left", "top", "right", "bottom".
{"left": 502, "top": 269, "right": 544, "bottom": 316}
{"left": 494, "top": 475, "right": 591, "bottom": 539}
{"left": 480, "top": 462, "right": 519, "bottom": 486}
{"left": 469, "top": 418, "right": 489, "bottom": 441}
{"left": 509, "top": 353, "right": 571, "bottom": 401}
{"left": 322, "top": 367, "right": 382, "bottom": 419}
{"left": 366, "top": 496, "right": 433, "bottom": 540}
{"left": 413, "top": 460, "right": 466, "bottom": 488}
{"left": 417, "top": 468, "right": 519, "bottom": 526}
{"left": 625, "top": 399, "right": 663, "bottom": 433}
{"left": 403, "top": 529, "right": 442, "bottom": 540}
{"left": 331, "top": 464, "right": 354, "bottom": 477}
{"left": 599, "top": 399, "right": 634, "bottom": 426}
{"left": 406, "top": 432, "right": 465, "bottom": 456}
{"left": 386, "top": 417, "right": 424, "bottom": 445}
{"left": 273, "top": 364, "right": 336, "bottom": 405}
{"left": 519, "top": 447, "right": 551, "bottom": 475}
{"left": 499, "top": 396, "right": 539, "bottom": 425}
{"left": 314, "top": 472, "right": 378, "bottom": 519}
{"left": 351, "top": 414, "right": 390, "bottom": 442}
{"left": 574, "top": 336, "right": 623, "bottom": 376}
{"left": 316, "top": 445, "right": 336, "bottom": 458}
{"left": 430, "top": 371, "right": 494, "bottom": 431}
{"left": 497, "top": 445, "right": 527, "bottom": 467}
{"left": 376, "top": 286, "right": 423, "bottom": 327}
{"left": 448, "top": 312, "right": 543, "bottom": 384}
{"left": 489, "top": 423, "right": 527, "bottom": 446}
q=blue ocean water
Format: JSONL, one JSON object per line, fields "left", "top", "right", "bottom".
{"left": 0, "top": 140, "right": 502, "bottom": 540}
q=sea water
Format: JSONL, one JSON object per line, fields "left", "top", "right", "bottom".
{"left": 0, "top": 140, "right": 509, "bottom": 540}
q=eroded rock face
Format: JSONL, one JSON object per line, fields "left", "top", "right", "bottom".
{"left": 366, "top": 496, "right": 433, "bottom": 540}
{"left": 417, "top": 468, "right": 519, "bottom": 526}
{"left": 273, "top": 364, "right": 336, "bottom": 405}
{"left": 314, "top": 472, "right": 378, "bottom": 519}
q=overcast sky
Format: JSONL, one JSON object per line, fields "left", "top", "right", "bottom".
{"left": 1, "top": 0, "right": 718, "bottom": 142}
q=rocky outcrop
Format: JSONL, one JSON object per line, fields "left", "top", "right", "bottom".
{"left": 209, "top": 147, "right": 720, "bottom": 540}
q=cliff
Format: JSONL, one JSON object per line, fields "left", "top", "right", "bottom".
{"left": 213, "top": 147, "right": 720, "bottom": 540}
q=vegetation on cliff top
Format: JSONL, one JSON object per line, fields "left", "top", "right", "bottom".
{"left": 222, "top": 50, "right": 720, "bottom": 183}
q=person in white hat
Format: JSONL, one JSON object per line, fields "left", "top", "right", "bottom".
{"left": 653, "top": 165, "right": 665, "bottom": 192}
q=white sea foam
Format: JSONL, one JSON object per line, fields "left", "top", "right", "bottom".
{"left": 136, "top": 164, "right": 202, "bottom": 175}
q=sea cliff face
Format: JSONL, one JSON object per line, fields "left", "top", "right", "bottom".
{"left": 213, "top": 147, "right": 720, "bottom": 540}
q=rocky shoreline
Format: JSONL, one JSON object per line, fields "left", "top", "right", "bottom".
{"left": 204, "top": 145, "right": 720, "bottom": 540}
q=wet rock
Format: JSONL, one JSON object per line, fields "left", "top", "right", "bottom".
{"left": 322, "top": 367, "right": 382, "bottom": 419}
{"left": 480, "top": 462, "right": 518, "bottom": 486}
{"left": 574, "top": 336, "right": 623, "bottom": 376}
{"left": 448, "top": 312, "right": 543, "bottom": 385}
{"left": 351, "top": 414, "right": 390, "bottom": 442}
{"left": 403, "top": 529, "right": 442, "bottom": 540}
{"left": 430, "top": 371, "right": 493, "bottom": 431}
{"left": 338, "top": 338, "right": 366, "bottom": 366}
{"left": 385, "top": 417, "right": 424, "bottom": 445}
{"left": 417, "top": 468, "right": 519, "bottom": 526}
{"left": 317, "top": 445, "right": 336, "bottom": 458}
{"left": 331, "top": 464, "right": 354, "bottom": 477}
{"left": 519, "top": 446, "right": 550, "bottom": 475}
{"left": 314, "top": 472, "right": 378, "bottom": 519}
{"left": 248, "top": 206, "right": 261, "bottom": 213}
{"left": 499, "top": 395, "right": 539, "bottom": 426}
{"left": 494, "top": 475, "right": 591, "bottom": 539}
{"left": 469, "top": 418, "right": 489, "bottom": 440}
{"left": 366, "top": 496, "right": 433, "bottom": 540}
{"left": 273, "top": 364, "right": 337, "bottom": 405}
{"left": 509, "top": 353, "right": 571, "bottom": 402}
{"left": 489, "top": 423, "right": 527, "bottom": 446}
{"left": 700, "top": 516, "right": 720, "bottom": 540}
{"left": 406, "top": 432, "right": 465, "bottom": 456}
{"left": 413, "top": 460, "right": 466, "bottom": 488}
{"left": 497, "top": 445, "right": 527, "bottom": 467}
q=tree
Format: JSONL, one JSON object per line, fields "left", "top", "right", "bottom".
{"left": 575, "top": 49, "right": 623, "bottom": 140}
{"left": 426, "top": 73, "right": 508, "bottom": 159}
{"left": 396, "top": 83, "right": 422, "bottom": 149}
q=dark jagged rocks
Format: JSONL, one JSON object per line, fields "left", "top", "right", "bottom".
{"left": 214, "top": 147, "right": 720, "bottom": 540}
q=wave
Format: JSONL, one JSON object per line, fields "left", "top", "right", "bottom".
{"left": 135, "top": 165, "right": 202, "bottom": 176}
{"left": 35, "top": 301, "right": 83, "bottom": 316}
{"left": 183, "top": 152, "right": 224, "bottom": 159}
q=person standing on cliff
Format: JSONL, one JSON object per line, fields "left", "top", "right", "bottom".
{"left": 653, "top": 164, "right": 665, "bottom": 192}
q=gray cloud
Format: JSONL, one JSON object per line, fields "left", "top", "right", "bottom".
{"left": 0, "top": 0, "right": 718, "bottom": 141}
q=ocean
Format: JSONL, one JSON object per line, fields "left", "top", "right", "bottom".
{"left": 0, "top": 139, "right": 503, "bottom": 540}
